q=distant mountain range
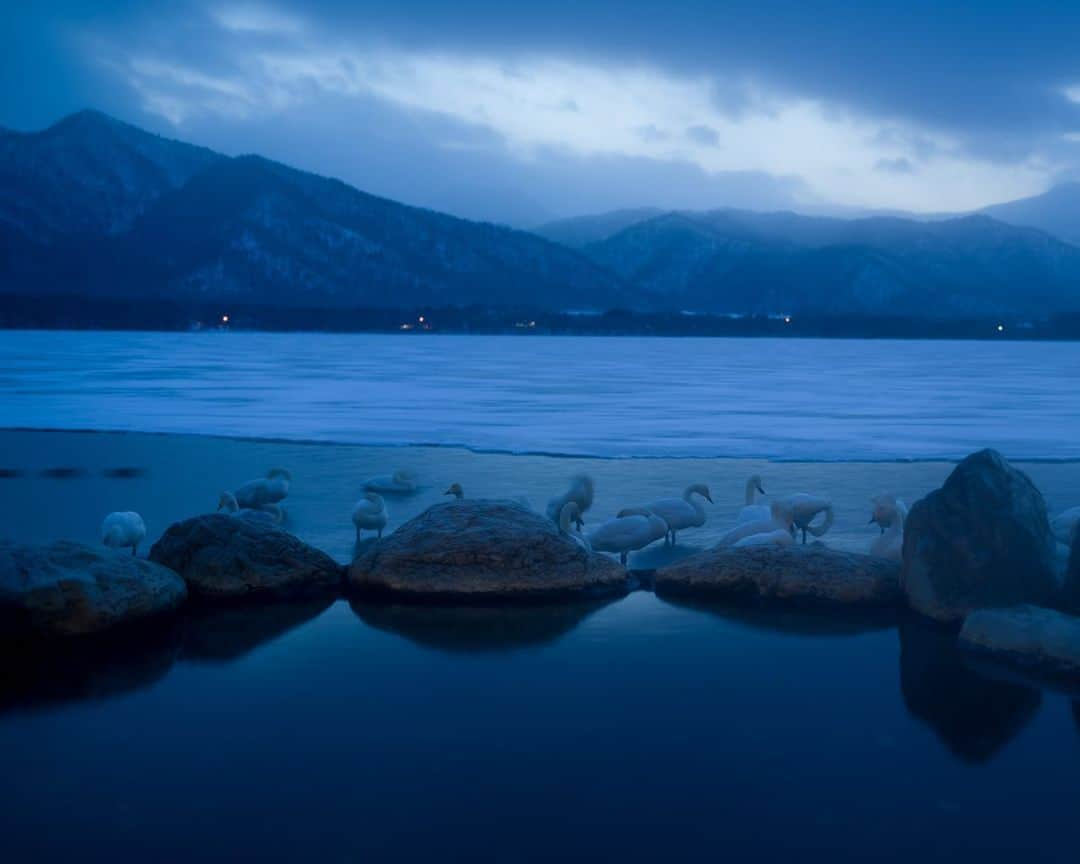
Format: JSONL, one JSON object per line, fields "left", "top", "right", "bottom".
{"left": 981, "top": 182, "right": 1080, "bottom": 247}
{"left": 535, "top": 207, "right": 1080, "bottom": 318}
{"left": 0, "top": 111, "right": 626, "bottom": 311}
{"left": 1, "top": 110, "right": 1079, "bottom": 321}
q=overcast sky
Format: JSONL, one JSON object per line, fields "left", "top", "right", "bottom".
{"left": 5, "top": 1, "right": 1080, "bottom": 224}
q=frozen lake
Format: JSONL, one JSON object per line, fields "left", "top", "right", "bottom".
{"left": 1, "top": 331, "right": 1078, "bottom": 460}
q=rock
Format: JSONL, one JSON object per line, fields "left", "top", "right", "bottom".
{"left": 899, "top": 614, "right": 1040, "bottom": 762}
{"left": 348, "top": 500, "right": 628, "bottom": 600}
{"left": 901, "top": 449, "right": 1058, "bottom": 623}
{"left": 653, "top": 545, "right": 901, "bottom": 608}
{"left": 959, "top": 605, "right": 1080, "bottom": 683}
{"left": 0, "top": 540, "right": 187, "bottom": 637}
{"left": 149, "top": 513, "right": 343, "bottom": 600}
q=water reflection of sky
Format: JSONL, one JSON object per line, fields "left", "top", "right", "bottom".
{"left": 1, "top": 596, "right": 1077, "bottom": 861}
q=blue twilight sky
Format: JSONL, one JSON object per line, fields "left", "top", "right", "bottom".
{"left": 5, "top": 1, "right": 1080, "bottom": 224}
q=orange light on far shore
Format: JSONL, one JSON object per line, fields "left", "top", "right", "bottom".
{"left": 222, "top": 314, "right": 229, "bottom": 324}
{"left": 419, "top": 315, "right": 425, "bottom": 323}
{"left": 997, "top": 324, "right": 1005, "bottom": 333}
{"left": 784, "top": 316, "right": 792, "bottom": 324}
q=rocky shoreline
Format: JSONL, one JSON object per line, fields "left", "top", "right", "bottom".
{"left": 3, "top": 448, "right": 1080, "bottom": 693}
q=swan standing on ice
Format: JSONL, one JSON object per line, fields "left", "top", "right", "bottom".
{"left": 558, "top": 502, "right": 591, "bottom": 552}
{"left": 869, "top": 494, "right": 906, "bottom": 561}
{"left": 718, "top": 500, "right": 795, "bottom": 547}
{"left": 444, "top": 483, "right": 465, "bottom": 499}
{"left": 733, "top": 528, "right": 795, "bottom": 549}
{"left": 643, "top": 483, "right": 713, "bottom": 546}
{"left": 1051, "top": 506, "right": 1080, "bottom": 545}
{"left": 586, "top": 507, "right": 669, "bottom": 565}
{"left": 363, "top": 470, "right": 419, "bottom": 494}
{"left": 102, "top": 511, "right": 146, "bottom": 556}
{"left": 233, "top": 468, "right": 291, "bottom": 511}
{"left": 780, "top": 493, "right": 834, "bottom": 544}
{"left": 737, "top": 475, "right": 770, "bottom": 523}
{"left": 546, "top": 475, "right": 594, "bottom": 530}
{"left": 352, "top": 492, "right": 388, "bottom": 540}
{"left": 218, "top": 491, "right": 284, "bottom": 524}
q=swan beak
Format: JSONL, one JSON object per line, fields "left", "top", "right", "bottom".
{"left": 868, "top": 516, "right": 877, "bottom": 525}
{"left": 443, "top": 487, "right": 452, "bottom": 495}
{"left": 757, "top": 484, "right": 766, "bottom": 495}
{"left": 705, "top": 493, "right": 714, "bottom": 504}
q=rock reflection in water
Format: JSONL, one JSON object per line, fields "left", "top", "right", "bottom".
{"left": 181, "top": 597, "right": 334, "bottom": 662}
{"left": 349, "top": 597, "right": 615, "bottom": 652}
{"left": 657, "top": 594, "right": 898, "bottom": 637}
{"left": 899, "top": 614, "right": 1041, "bottom": 763}
{"left": 0, "top": 620, "right": 182, "bottom": 712}
{"left": 0, "top": 598, "right": 334, "bottom": 711}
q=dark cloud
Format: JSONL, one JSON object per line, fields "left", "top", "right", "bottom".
{"left": 3, "top": 1, "right": 1080, "bottom": 219}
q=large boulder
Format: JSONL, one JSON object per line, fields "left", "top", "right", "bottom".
{"left": 653, "top": 545, "right": 902, "bottom": 608}
{"left": 348, "top": 500, "right": 628, "bottom": 600}
{"left": 0, "top": 540, "right": 187, "bottom": 637}
{"left": 901, "top": 449, "right": 1058, "bottom": 622}
{"left": 960, "top": 605, "right": 1080, "bottom": 683}
{"left": 149, "top": 513, "right": 343, "bottom": 600}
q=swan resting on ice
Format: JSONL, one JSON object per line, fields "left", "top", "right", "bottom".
{"left": 737, "top": 475, "right": 770, "bottom": 523}
{"left": 102, "top": 511, "right": 146, "bottom": 556}
{"left": 444, "top": 483, "right": 464, "bottom": 499}
{"left": 218, "top": 491, "right": 284, "bottom": 524}
{"left": 363, "top": 470, "right": 418, "bottom": 494}
{"left": 546, "top": 475, "right": 594, "bottom": 530}
{"left": 558, "top": 502, "right": 591, "bottom": 552}
{"left": 718, "top": 500, "right": 795, "bottom": 547}
{"left": 780, "top": 493, "right": 834, "bottom": 544}
{"left": 868, "top": 494, "right": 906, "bottom": 561}
{"left": 352, "top": 492, "right": 388, "bottom": 540}
{"left": 587, "top": 507, "right": 669, "bottom": 565}
{"left": 642, "top": 483, "right": 713, "bottom": 546}
{"left": 233, "top": 468, "right": 291, "bottom": 510}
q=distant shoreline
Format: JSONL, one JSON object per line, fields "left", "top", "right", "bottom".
{"left": 6, "top": 427, "right": 1080, "bottom": 466}
{"left": 3, "top": 294, "right": 1080, "bottom": 340}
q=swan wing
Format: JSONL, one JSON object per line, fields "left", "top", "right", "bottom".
{"left": 738, "top": 504, "right": 771, "bottom": 524}
{"left": 645, "top": 498, "right": 695, "bottom": 529}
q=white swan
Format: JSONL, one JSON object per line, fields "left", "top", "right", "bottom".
{"left": 733, "top": 528, "right": 795, "bottom": 549}
{"left": 233, "top": 468, "right": 291, "bottom": 510}
{"left": 546, "top": 474, "right": 594, "bottom": 530}
{"left": 558, "top": 502, "right": 591, "bottom": 552}
{"left": 363, "top": 469, "right": 418, "bottom": 494}
{"left": 444, "top": 483, "right": 464, "bottom": 499}
{"left": 101, "top": 511, "right": 146, "bottom": 556}
{"left": 869, "top": 494, "right": 907, "bottom": 561}
{"left": 586, "top": 507, "right": 669, "bottom": 565}
{"left": 779, "top": 493, "right": 834, "bottom": 544}
{"left": 643, "top": 483, "right": 713, "bottom": 545}
{"left": 218, "top": 491, "right": 284, "bottom": 524}
{"left": 1051, "top": 506, "right": 1080, "bottom": 545}
{"left": 737, "top": 474, "right": 770, "bottom": 523}
{"left": 718, "top": 500, "right": 795, "bottom": 547}
{"left": 352, "top": 492, "right": 388, "bottom": 539}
